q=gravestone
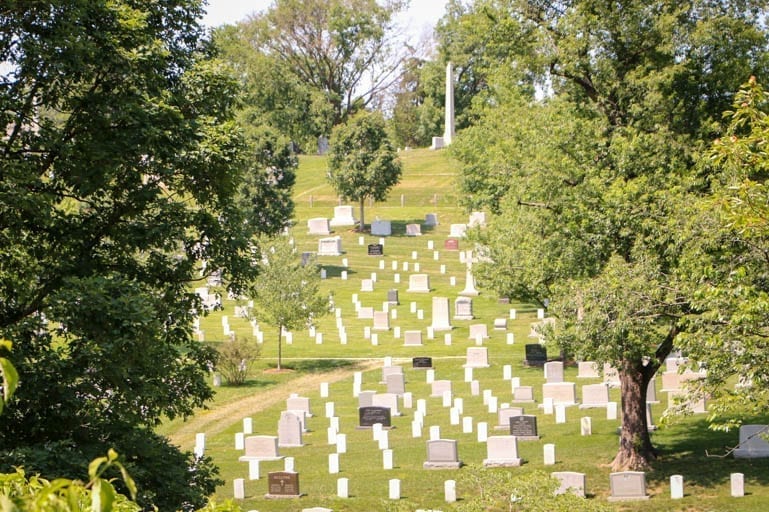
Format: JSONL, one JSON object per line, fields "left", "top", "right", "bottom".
{"left": 464, "top": 347, "right": 490, "bottom": 368}
{"left": 454, "top": 297, "right": 473, "bottom": 320}
{"left": 406, "top": 223, "right": 422, "bottom": 236}
{"left": 431, "top": 380, "right": 452, "bottom": 398}
{"left": 603, "top": 363, "right": 621, "bottom": 387}
{"left": 425, "top": 213, "right": 439, "bottom": 226}
{"left": 413, "top": 357, "right": 433, "bottom": 369}
{"left": 330, "top": 205, "right": 356, "bottom": 227}
{"left": 358, "top": 406, "right": 392, "bottom": 428}
{"left": 580, "top": 384, "right": 610, "bottom": 408}
{"left": 360, "top": 279, "right": 374, "bottom": 292}
{"left": 468, "top": 211, "right": 486, "bottom": 227}
{"left": 552, "top": 472, "right": 586, "bottom": 497}
{"left": 449, "top": 224, "right": 467, "bottom": 238}
{"left": 608, "top": 472, "right": 649, "bottom": 501}
{"left": 381, "top": 365, "right": 403, "bottom": 382}
{"left": 424, "top": 439, "right": 462, "bottom": 469}
{"left": 357, "top": 389, "right": 374, "bottom": 408}
{"left": 512, "top": 386, "right": 535, "bottom": 403}
{"left": 468, "top": 324, "right": 488, "bottom": 340}
{"left": 407, "top": 274, "right": 430, "bottom": 292}
{"left": 496, "top": 407, "right": 524, "bottom": 430}
{"left": 483, "top": 435, "right": 521, "bottom": 467}
{"left": 542, "top": 382, "right": 577, "bottom": 406}
{"left": 365, "top": 244, "right": 383, "bottom": 258}
{"left": 509, "top": 415, "right": 539, "bottom": 440}
{"left": 239, "top": 435, "right": 283, "bottom": 462}
{"left": 733, "top": 424, "right": 769, "bottom": 458}
{"left": 278, "top": 412, "right": 303, "bottom": 447}
{"left": 286, "top": 396, "right": 312, "bottom": 417}
{"left": 387, "top": 289, "right": 399, "bottom": 305}
{"left": 494, "top": 318, "right": 507, "bottom": 330}
{"left": 444, "top": 239, "right": 460, "bottom": 251}
{"left": 577, "top": 361, "right": 600, "bottom": 378}
{"left": 307, "top": 218, "right": 330, "bottom": 235}
{"left": 404, "top": 330, "right": 423, "bottom": 346}
{"left": 373, "top": 311, "right": 390, "bottom": 331}
{"left": 266, "top": 471, "right": 301, "bottom": 499}
{"left": 371, "top": 219, "right": 392, "bottom": 236}
{"left": 317, "top": 236, "right": 342, "bottom": 256}
{"left": 544, "top": 361, "right": 564, "bottom": 383}
{"left": 431, "top": 297, "right": 452, "bottom": 331}
{"left": 358, "top": 306, "right": 374, "bottom": 319}
{"left": 372, "top": 393, "right": 401, "bottom": 416}
{"left": 524, "top": 344, "right": 548, "bottom": 366}
{"left": 385, "top": 373, "right": 406, "bottom": 395}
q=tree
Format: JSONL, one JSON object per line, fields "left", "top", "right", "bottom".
{"left": 327, "top": 111, "right": 402, "bottom": 231}
{"left": 249, "top": 238, "right": 329, "bottom": 371}
{"left": 235, "top": 0, "right": 409, "bottom": 132}
{"left": 0, "top": 0, "right": 291, "bottom": 508}
{"left": 457, "top": 0, "right": 769, "bottom": 471}
{"left": 213, "top": 24, "right": 328, "bottom": 151}
{"left": 678, "top": 78, "right": 769, "bottom": 429}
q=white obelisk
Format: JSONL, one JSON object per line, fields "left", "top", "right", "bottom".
{"left": 443, "top": 62, "right": 455, "bottom": 145}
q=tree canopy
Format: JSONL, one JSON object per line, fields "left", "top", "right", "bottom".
{"left": 0, "top": 0, "right": 292, "bottom": 508}
{"left": 327, "top": 111, "right": 402, "bottom": 231}
{"left": 218, "top": 0, "right": 409, "bottom": 149}
{"left": 455, "top": 0, "right": 769, "bottom": 471}
{"left": 249, "top": 238, "right": 329, "bottom": 371}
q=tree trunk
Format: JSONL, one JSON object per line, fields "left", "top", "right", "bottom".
{"left": 359, "top": 197, "right": 365, "bottom": 232}
{"left": 277, "top": 325, "right": 283, "bottom": 371}
{"left": 611, "top": 362, "right": 656, "bottom": 471}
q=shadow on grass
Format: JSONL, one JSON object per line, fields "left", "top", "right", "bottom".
{"left": 267, "top": 359, "right": 359, "bottom": 373}
{"left": 648, "top": 416, "right": 769, "bottom": 488}
{"left": 389, "top": 219, "right": 437, "bottom": 236}
{"left": 322, "top": 265, "right": 354, "bottom": 278}
{"left": 219, "top": 378, "right": 278, "bottom": 389}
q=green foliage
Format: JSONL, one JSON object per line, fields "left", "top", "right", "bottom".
{"left": 0, "top": 0, "right": 292, "bottom": 508}
{"left": 0, "top": 340, "right": 18, "bottom": 416}
{"left": 215, "top": 336, "right": 262, "bottom": 386}
{"left": 249, "top": 238, "right": 329, "bottom": 370}
{"left": 457, "top": 466, "right": 612, "bottom": 512}
{"left": 457, "top": 0, "right": 769, "bottom": 469}
{"left": 0, "top": 450, "right": 139, "bottom": 512}
{"left": 679, "top": 78, "right": 769, "bottom": 429}
{"left": 327, "top": 111, "right": 403, "bottom": 229}
{"left": 219, "top": 0, "right": 408, "bottom": 144}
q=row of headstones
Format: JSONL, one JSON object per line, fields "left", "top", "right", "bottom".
{"left": 307, "top": 206, "right": 485, "bottom": 236}
{"left": 229, "top": 464, "right": 753, "bottom": 503}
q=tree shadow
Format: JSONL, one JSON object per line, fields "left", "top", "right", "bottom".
{"left": 647, "top": 416, "right": 769, "bottom": 488}
{"left": 389, "top": 219, "right": 437, "bottom": 237}
{"left": 269, "top": 359, "right": 359, "bottom": 373}
{"left": 321, "top": 265, "right": 354, "bottom": 278}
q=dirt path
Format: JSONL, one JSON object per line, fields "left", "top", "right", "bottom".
{"left": 167, "top": 359, "right": 379, "bottom": 449}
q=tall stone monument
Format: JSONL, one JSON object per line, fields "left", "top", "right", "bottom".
{"left": 443, "top": 61, "right": 455, "bottom": 145}
{"left": 431, "top": 62, "right": 455, "bottom": 150}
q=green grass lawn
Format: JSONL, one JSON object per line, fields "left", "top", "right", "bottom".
{"left": 163, "top": 147, "right": 769, "bottom": 511}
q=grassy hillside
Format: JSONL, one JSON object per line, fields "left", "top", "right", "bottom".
{"left": 159, "top": 147, "right": 769, "bottom": 511}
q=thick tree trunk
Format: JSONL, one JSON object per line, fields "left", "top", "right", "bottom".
{"left": 277, "top": 325, "right": 283, "bottom": 371}
{"left": 612, "top": 362, "right": 656, "bottom": 471}
{"left": 359, "top": 197, "right": 365, "bottom": 232}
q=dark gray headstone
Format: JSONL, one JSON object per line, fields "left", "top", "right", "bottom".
{"left": 412, "top": 357, "right": 433, "bottom": 369}
{"left": 509, "top": 415, "right": 538, "bottom": 439}
{"left": 387, "top": 289, "right": 399, "bottom": 305}
{"left": 524, "top": 344, "right": 548, "bottom": 366}
{"left": 368, "top": 244, "right": 384, "bottom": 256}
{"left": 358, "top": 406, "right": 392, "bottom": 428}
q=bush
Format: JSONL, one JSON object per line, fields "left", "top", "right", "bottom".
{"left": 215, "top": 336, "right": 261, "bottom": 386}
